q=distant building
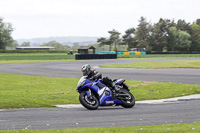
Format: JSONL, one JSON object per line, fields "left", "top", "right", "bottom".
{"left": 78, "top": 46, "right": 95, "bottom": 54}
{"left": 16, "top": 46, "right": 55, "bottom": 50}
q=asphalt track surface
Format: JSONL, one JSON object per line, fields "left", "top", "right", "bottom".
{"left": 0, "top": 100, "right": 200, "bottom": 130}
{"left": 0, "top": 58, "right": 200, "bottom": 84}
{"left": 0, "top": 58, "right": 200, "bottom": 130}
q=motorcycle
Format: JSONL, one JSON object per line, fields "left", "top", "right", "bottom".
{"left": 68, "top": 50, "right": 73, "bottom": 55}
{"left": 76, "top": 76, "right": 135, "bottom": 110}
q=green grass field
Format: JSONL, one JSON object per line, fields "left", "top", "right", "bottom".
{"left": 0, "top": 53, "right": 75, "bottom": 60}
{"left": 0, "top": 72, "right": 200, "bottom": 109}
{"left": 1, "top": 122, "right": 200, "bottom": 133}
{"left": 0, "top": 53, "right": 75, "bottom": 64}
{"left": 0, "top": 73, "right": 79, "bottom": 108}
{"left": 100, "top": 60, "right": 200, "bottom": 69}
{"left": 0, "top": 60, "right": 72, "bottom": 64}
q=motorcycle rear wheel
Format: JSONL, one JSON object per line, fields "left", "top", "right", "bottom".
{"left": 119, "top": 88, "right": 135, "bottom": 108}
{"left": 79, "top": 92, "right": 99, "bottom": 110}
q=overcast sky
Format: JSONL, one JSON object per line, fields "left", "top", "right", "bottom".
{"left": 0, "top": 0, "right": 199, "bottom": 39}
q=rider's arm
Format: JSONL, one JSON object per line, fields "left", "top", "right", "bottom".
{"left": 90, "top": 70, "right": 102, "bottom": 80}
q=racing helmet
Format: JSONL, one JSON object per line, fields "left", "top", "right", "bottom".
{"left": 81, "top": 64, "right": 91, "bottom": 76}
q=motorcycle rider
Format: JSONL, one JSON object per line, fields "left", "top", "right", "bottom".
{"left": 81, "top": 64, "right": 119, "bottom": 93}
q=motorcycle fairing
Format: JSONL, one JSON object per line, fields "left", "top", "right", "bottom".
{"left": 115, "top": 79, "right": 125, "bottom": 85}
{"left": 77, "top": 76, "right": 122, "bottom": 106}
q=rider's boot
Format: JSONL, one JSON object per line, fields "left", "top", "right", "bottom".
{"left": 111, "top": 83, "right": 119, "bottom": 100}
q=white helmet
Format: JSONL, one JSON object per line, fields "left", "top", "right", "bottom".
{"left": 81, "top": 64, "right": 91, "bottom": 76}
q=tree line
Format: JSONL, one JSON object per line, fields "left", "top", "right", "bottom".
{"left": 0, "top": 18, "right": 13, "bottom": 49}
{"left": 98, "top": 17, "right": 200, "bottom": 52}
{"left": 1, "top": 17, "right": 200, "bottom": 52}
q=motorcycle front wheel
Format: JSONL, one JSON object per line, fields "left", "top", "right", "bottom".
{"left": 119, "top": 88, "right": 135, "bottom": 108}
{"left": 79, "top": 92, "right": 99, "bottom": 110}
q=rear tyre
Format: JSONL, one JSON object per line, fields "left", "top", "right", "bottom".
{"left": 79, "top": 92, "right": 99, "bottom": 110}
{"left": 119, "top": 89, "right": 135, "bottom": 108}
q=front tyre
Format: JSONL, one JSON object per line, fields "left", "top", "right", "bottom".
{"left": 79, "top": 92, "right": 99, "bottom": 110}
{"left": 119, "top": 89, "right": 135, "bottom": 108}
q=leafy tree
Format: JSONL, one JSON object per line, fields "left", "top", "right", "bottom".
{"left": 169, "top": 27, "right": 191, "bottom": 51}
{"left": 148, "top": 25, "right": 167, "bottom": 51}
{"left": 190, "top": 24, "right": 200, "bottom": 51}
{"left": 97, "top": 29, "right": 121, "bottom": 51}
{"left": 176, "top": 19, "right": 192, "bottom": 35}
{"left": 97, "top": 37, "right": 107, "bottom": 47}
{"left": 168, "top": 27, "right": 178, "bottom": 51}
{"left": 196, "top": 19, "right": 200, "bottom": 26}
{"left": 97, "top": 37, "right": 112, "bottom": 51}
{"left": 134, "top": 17, "right": 150, "bottom": 48}
{"left": 176, "top": 30, "right": 191, "bottom": 51}
{"left": 148, "top": 19, "right": 173, "bottom": 51}
{"left": 0, "top": 17, "right": 14, "bottom": 49}
{"left": 108, "top": 29, "right": 121, "bottom": 51}
{"left": 122, "top": 28, "right": 138, "bottom": 50}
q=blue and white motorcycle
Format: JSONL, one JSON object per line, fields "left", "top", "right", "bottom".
{"left": 76, "top": 76, "right": 135, "bottom": 110}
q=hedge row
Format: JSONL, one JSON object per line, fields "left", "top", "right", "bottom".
{"left": 0, "top": 50, "right": 70, "bottom": 53}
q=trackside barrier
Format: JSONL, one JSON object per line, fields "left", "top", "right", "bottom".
{"left": 129, "top": 51, "right": 135, "bottom": 55}
{"left": 117, "top": 52, "right": 123, "bottom": 55}
{"left": 135, "top": 52, "right": 141, "bottom": 55}
{"left": 96, "top": 52, "right": 104, "bottom": 54}
{"left": 75, "top": 54, "right": 117, "bottom": 60}
{"left": 96, "top": 51, "right": 116, "bottom": 54}
{"left": 123, "top": 52, "right": 130, "bottom": 55}
{"left": 141, "top": 52, "right": 146, "bottom": 55}
{"left": 105, "top": 51, "right": 116, "bottom": 54}
{"left": 96, "top": 51, "right": 146, "bottom": 55}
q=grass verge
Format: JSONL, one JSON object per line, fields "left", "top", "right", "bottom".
{"left": 0, "top": 60, "right": 73, "bottom": 64}
{"left": 0, "top": 72, "right": 200, "bottom": 109}
{"left": 0, "top": 53, "right": 200, "bottom": 64}
{"left": 1, "top": 53, "right": 200, "bottom": 61}
{"left": 0, "top": 53, "right": 75, "bottom": 64}
{"left": 100, "top": 60, "right": 200, "bottom": 69}
{"left": 0, "top": 53, "right": 75, "bottom": 60}
{"left": 0, "top": 122, "right": 200, "bottom": 133}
